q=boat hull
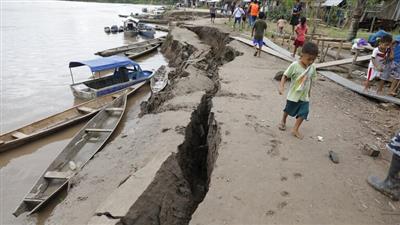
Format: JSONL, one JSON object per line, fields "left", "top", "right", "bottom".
{"left": 0, "top": 83, "right": 145, "bottom": 153}
{"left": 13, "top": 93, "right": 128, "bottom": 217}
{"left": 70, "top": 71, "right": 153, "bottom": 100}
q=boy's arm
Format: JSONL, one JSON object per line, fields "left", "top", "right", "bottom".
{"left": 308, "top": 80, "right": 312, "bottom": 97}
{"left": 279, "top": 75, "right": 288, "bottom": 95}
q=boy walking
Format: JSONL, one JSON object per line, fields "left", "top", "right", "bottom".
{"left": 251, "top": 12, "right": 267, "bottom": 57}
{"left": 278, "top": 42, "right": 319, "bottom": 139}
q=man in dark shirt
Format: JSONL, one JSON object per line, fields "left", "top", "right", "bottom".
{"left": 251, "top": 12, "right": 267, "bottom": 57}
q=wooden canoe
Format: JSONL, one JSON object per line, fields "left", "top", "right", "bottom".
{"left": 124, "top": 43, "right": 161, "bottom": 59}
{"left": 95, "top": 37, "right": 165, "bottom": 57}
{"left": 0, "top": 83, "right": 144, "bottom": 153}
{"left": 13, "top": 91, "right": 128, "bottom": 217}
{"left": 150, "top": 65, "right": 169, "bottom": 93}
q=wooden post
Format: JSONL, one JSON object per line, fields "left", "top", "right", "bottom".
{"left": 336, "top": 40, "right": 343, "bottom": 60}
{"left": 321, "top": 44, "right": 330, "bottom": 62}
{"left": 369, "top": 16, "right": 376, "bottom": 32}
{"left": 319, "top": 40, "right": 325, "bottom": 62}
{"left": 311, "top": 1, "right": 322, "bottom": 41}
{"left": 348, "top": 48, "right": 360, "bottom": 79}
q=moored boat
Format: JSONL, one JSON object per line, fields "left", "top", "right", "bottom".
{"left": 69, "top": 56, "right": 154, "bottom": 100}
{"left": 138, "top": 23, "right": 156, "bottom": 37}
{"left": 118, "top": 26, "right": 124, "bottom": 32}
{"left": 110, "top": 25, "right": 118, "bottom": 33}
{"left": 123, "top": 17, "right": 140, "bottom": 37}
{"left": 150, "top": 65, "right": 169, "bottom": 93}
{"left": 104, "top": 27, "right": 111, "bottom": 33}
{"left": 13, "top": 92, "right": 128, "bottom": 217}
{"left": 124, "top": 43, "right": 161, "bottom": 59}
{"left": 0, "top": 83, "right": 144, "bottom": 153}
{"left": 95, "top": 37, "right": 165, "bottom": 57}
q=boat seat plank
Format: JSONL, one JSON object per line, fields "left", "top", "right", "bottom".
{"left": 77, "top": 106, "right": 95, "bottom": 114}
{"left": 85, "top": 128, "right": 113, "bottom": 133}
{"left": 44, "top": 171, "right": 74, "bottom": 179}
{"left": 11, "top": 131, "right": 29, "bottom": 139}
{"left": 105, "top": 108, "right": 124, "bottom": 112}
{"left": 24, "top": 198, "right": 44, "bottom": 202}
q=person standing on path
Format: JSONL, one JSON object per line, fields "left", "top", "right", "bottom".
{"left": 232, "top": 4, "right": 245, "bottom": 31}
{"left": 292, "top": 16, "right": 308, "bottom": 57}
{"left": 368, "top": 131, "right": 400, "bottom": 201}
{"left": 278, "top": 42, "right": 319, "bottom": 139}
{"left": 210, "top": 4, "right": 216, "bottom": 24}
{"left": 251, "top": 12, "right": 267, "bottom": 57}
{"left": 290, "top": 0, "right": 302, "bottom": 34}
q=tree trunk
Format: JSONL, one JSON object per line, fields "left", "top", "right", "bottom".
{"left": 346, "top": 0, "right": 367, "bottom": 41}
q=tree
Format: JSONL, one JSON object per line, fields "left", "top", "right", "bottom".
{"left": 346, "top": 0, "right": 374, "bottom": 41}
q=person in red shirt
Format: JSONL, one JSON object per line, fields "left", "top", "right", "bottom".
{"left": 292, "top": 17, "right": 308, "bottom": 57}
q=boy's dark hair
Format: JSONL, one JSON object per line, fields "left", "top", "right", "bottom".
{"left": 258, "top": 12, "right": 265, "bottom": 19}
{"left": 302, "top": 42, "right": 319, "bottom": 56}
{"left": 300, "top": 16, "right": 307, "bottom": 26}
{"left": 381, "top": 34, "right": 393, "bottom": 44}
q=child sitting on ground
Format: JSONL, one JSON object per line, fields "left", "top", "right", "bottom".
{"left": 292, "top": 17, "right": 308, "bottom": 58}
{"left": 278, "top": 42, "right": 319, "bottom": 139}
{"left": 251, "top": 12, "right": 267, "bottom": 57}
{"left": 364, "top": 34, "right": 392, "bottom": 92}
{"left": 277, "top": 16, "right": 287, "bottom": 36}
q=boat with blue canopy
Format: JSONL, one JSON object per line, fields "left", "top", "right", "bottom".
{"left": 69, "top": 55, "right": 153, "bottom": 99}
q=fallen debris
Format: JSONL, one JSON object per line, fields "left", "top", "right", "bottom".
{"left": 329, "top": 151, "right": 339, "bottom": 164}
{"left": 363, "top": 144, "right": 381, "bottom": 158}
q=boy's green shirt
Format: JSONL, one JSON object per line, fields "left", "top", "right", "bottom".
{"left": 284, "top": 61, "right": 317, "bottom": 102}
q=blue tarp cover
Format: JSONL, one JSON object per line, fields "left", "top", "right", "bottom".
{"left": 69, "top": 55, "right": 138, "bottom": 72}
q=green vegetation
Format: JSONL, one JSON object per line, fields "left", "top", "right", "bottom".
{"left": 67, "top": 0, "right": 177, "bottom": 5}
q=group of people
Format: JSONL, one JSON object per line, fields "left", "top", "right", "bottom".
{"left": 364, "top": 34, "right": 400, "bottom": 96}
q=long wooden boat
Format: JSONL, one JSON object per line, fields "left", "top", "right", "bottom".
{"left": 0, "top": 83, "right": 144, "bottom": 153}
{"left": 150, "top": 65, "right": 169, "bottom": 93}
{"left": 124, "top": 43, "right": 161, "bottom": 59}
{"left": 95, "top": 37, "right": 165, "bottom": 57}
{"left": 13, "top": 91, "right": 128, "bottom": 217}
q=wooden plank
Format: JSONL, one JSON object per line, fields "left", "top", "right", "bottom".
{"left": 85, "top": 128, "right": 113, "bottom": 133}
{"left": 11, "top": 131, "right": 29, "bottom": 139}
{"left": 318, "top": 71, "right": 400, "bottom": 105}
{"left": 105, "top": 108, "right": 124, "bottom": 112}
{"left": 315, "top": 37, "right": 347, "bottom": 42}
{"left": 77, "top": 106, "right": 95, "bottom": 114}
{"left": 44, "top": 171, "right": 74, "bottom": 179}
{"left": 0, "top": 140, "right": 5, "bottom": 145}
{"left": 231, "top": 36, "right": 294, "bottom": 62}
{"left": 315, "top": 55, "right": 370, "bottom": 69}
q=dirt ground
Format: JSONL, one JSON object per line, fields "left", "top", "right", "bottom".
{"left": 28, "top": 16, "right": 400, "bottom": 225}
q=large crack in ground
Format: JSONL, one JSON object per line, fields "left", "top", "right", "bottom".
{"left": 116, "top": 25, "right": 241, "bottom": 225}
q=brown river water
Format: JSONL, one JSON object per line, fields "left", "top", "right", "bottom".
{"left": 0, "top": 1, "right": 166, "bottom": 224}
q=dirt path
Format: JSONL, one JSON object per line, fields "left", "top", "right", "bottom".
{"left": 188, "top": 18, "right": 400, "bottom": 225}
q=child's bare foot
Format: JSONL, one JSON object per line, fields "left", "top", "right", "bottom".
{"left": 278, "top": 123, "right": 286, "bottom": 131}
{"left": 389, "top": 92, "right": 397, "bottom": 96}
{"left": 291, "top": 130, "right": 304, "bottom": 139}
